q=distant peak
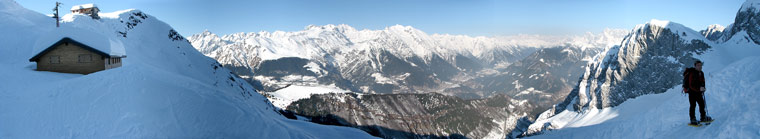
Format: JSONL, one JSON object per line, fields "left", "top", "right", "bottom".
{"left": 304, "top": 24, "right": 356, "bottom": 32}
{"left": 636, "top": 19, "right": 692, "bottom": 32}
{"left": 647, "top": 19, "right": 671, "bottom": 28}
{"left": 386, "top": 24, "right": 416, "bottom": 31}
{"left": 201, "top": 29, "right": 214, "bottom": 35}
{"left": 706, "top": 24, "right": 726, "bottom": 31}
{"left": 384, "top": 24, "right": 427, "bottom": 36}
{"left": 305, "top": 24, "right": 320, "bottom": 30}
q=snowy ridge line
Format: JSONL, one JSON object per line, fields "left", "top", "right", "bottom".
{"left": 190, "top": 25, "right": 629, "bottom": 61}
{"left": 188, "top": 23, "right": 628, "bottom": 100}
{"left": 644, "top": 19, "right": 715, "bottom": 44}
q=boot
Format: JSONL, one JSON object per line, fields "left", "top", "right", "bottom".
{"left": 701, "top": 116, "right": 714, "bottom": 123}
{"left": 688, "top": 119, "right": 700, "bottom": 126}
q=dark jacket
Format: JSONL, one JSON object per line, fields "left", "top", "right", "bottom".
{"left": 686, "top": 68, "right": 705, "bottom": 93}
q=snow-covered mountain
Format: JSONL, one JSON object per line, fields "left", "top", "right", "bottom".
{"left": 720, "top": 0, "right": 760, "bottom": 44}
{"left": 188, "top": 24, "right": 627, "bottom": 100}
{"left": 523, "top": 19, "right": 712, "bottom": 136}
{"left": 527, "top": 31, "right": 760, "bottom": 139}
{"left": 524, "top": 0, "right": 760, "bottom": 138}
{"left": 701, "top": 24, "right": 725, "bottom": 41}
{"left": 272, "top": 46, "right": 607, "bottom": 139}
{"left": 0, "top": 0, "right": 374, "bottom": 138}
{"left": 189, "top": 25, "right": 539, "bottom": 95}
{"left": 577, "top": 19, "right": 711, "bottom": 110}
{"left": 188, "top": 24, "right": 626, "bottom": 138}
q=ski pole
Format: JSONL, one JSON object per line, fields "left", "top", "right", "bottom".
{"left": 703, "top": 91, "right": 709, "bottom": 117}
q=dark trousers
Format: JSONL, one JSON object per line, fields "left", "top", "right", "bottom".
{"left": 688, "top": 91, "right": 707, "bottom": 120}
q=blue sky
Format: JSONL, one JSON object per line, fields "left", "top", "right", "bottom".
{"left": 18, "top": 0, "right": 745, "bottom": 37}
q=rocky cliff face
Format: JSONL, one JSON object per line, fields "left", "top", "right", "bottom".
{"left": 701, "top": 24, "right": 725, "bottom": 41}
{"left": 522, "top": 20, "right": 713, "bottom": 136}
{"left": 287, "top": 93, "right": 536, "bottom": 139}
{"left": 721, "top": 0, "right": 760, "bottom": 44}
{"left": 571, "top": 21, "right": 712, "bottom": 110}
{"left": 523, "top": 1, "right": 760, "bottom": 137}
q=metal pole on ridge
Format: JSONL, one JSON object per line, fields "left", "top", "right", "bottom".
{"left": 53, "top": 2, "right": 62, "bottom": 28}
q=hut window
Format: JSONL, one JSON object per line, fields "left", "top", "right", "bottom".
{"left": 49, "top": 55, "right": 60, "bottom": 64}
{"left": 78, "top": 54, "right": 92, "bottom": 63}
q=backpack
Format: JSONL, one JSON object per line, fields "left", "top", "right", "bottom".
{"left": 682, "top": 68, "right": 696, "bottom": 93}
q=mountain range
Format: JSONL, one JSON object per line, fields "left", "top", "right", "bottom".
{"left": 4, "top": 0, "right": 758, "bottom": 138}
{"left": 188, "top": 24, "right": 628, "bottom": 99}
{"left": 188, "top": 21, "right": 628, "bottom": 138}
{"left": 189, "top": 0, "right": 760, "bottom": 138}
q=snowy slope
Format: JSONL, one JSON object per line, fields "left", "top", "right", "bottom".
{"left": 528, "top": 40, "right": 760, "bottom": 139}
{"left": 525, "top": 0, "right": 760, "bottom": 137}
{"left": 0, "top": 0, "right": 374, "bottom": 138}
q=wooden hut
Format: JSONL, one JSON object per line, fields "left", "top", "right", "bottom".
{"left": 29, "top": 29, "right": 126, "bottom": 74}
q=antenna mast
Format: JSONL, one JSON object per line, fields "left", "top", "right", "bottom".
{"left": 53, "top": 2, "right": 61, "bottom": 27}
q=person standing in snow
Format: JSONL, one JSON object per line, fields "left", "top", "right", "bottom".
{"left": 684, "top": 60, "right": 713, "bottom": 125}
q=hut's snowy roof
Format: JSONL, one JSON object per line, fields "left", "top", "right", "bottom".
{"left": 70, "top": 3, "right": 97, "bottom": 11}
{"left": 30, "top": 27, "right": 126, "bottom": 61}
